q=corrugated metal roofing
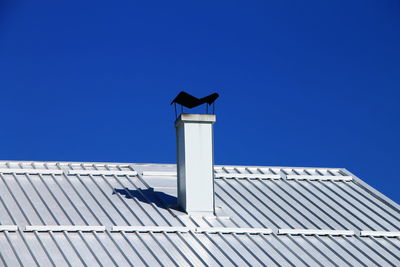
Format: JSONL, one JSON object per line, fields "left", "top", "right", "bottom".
{"left": 0, "top": 161, "right": 399, "bottom": 266}
{"left": 2, "top": 230, "right": 400, "bottom": 266}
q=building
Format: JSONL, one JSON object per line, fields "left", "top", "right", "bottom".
{"left": 0, "top": 113, "right": 399, "bottom": 266}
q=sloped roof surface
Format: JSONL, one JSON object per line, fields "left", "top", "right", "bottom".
{"left": 0, "top": 161, "right": 399, "bottom": 266}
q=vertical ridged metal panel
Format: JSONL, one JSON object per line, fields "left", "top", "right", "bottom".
{"left": 0, "top": 161, "right": 399, "bottom": 266}
{"left": 1, "top": 231, "right": 399, "bottom": 266}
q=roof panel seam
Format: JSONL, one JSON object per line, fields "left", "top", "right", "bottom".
{"left": 278, "top": 229, "right": 355, "bottom": 236}
{"left": 142, "top": 171, "right": 353, "bottom": 181}
{"left": 3, "top": 225, "right": 399, "bottom": 237}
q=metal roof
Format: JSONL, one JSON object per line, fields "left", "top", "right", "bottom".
{"left": 0, "top": 161, "right": 399, "bottom": 266}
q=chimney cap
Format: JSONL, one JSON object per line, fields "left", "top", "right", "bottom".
{"left": 175, "top": 114, "right": 216, "bottom": 126}
{"left": 171, "top": 91, "right": 219, "bottom": 109}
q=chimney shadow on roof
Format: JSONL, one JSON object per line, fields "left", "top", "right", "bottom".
{"left": 113, "top": 187, "right": 182, "bottom": 212}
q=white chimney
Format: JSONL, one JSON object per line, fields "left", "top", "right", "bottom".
{"left": 175, "top": 113, "right": 216, "bottom": 215}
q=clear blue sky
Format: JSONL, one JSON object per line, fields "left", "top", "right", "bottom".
{"left": 1, "top": 1, "right": 399, "bottom": 203}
